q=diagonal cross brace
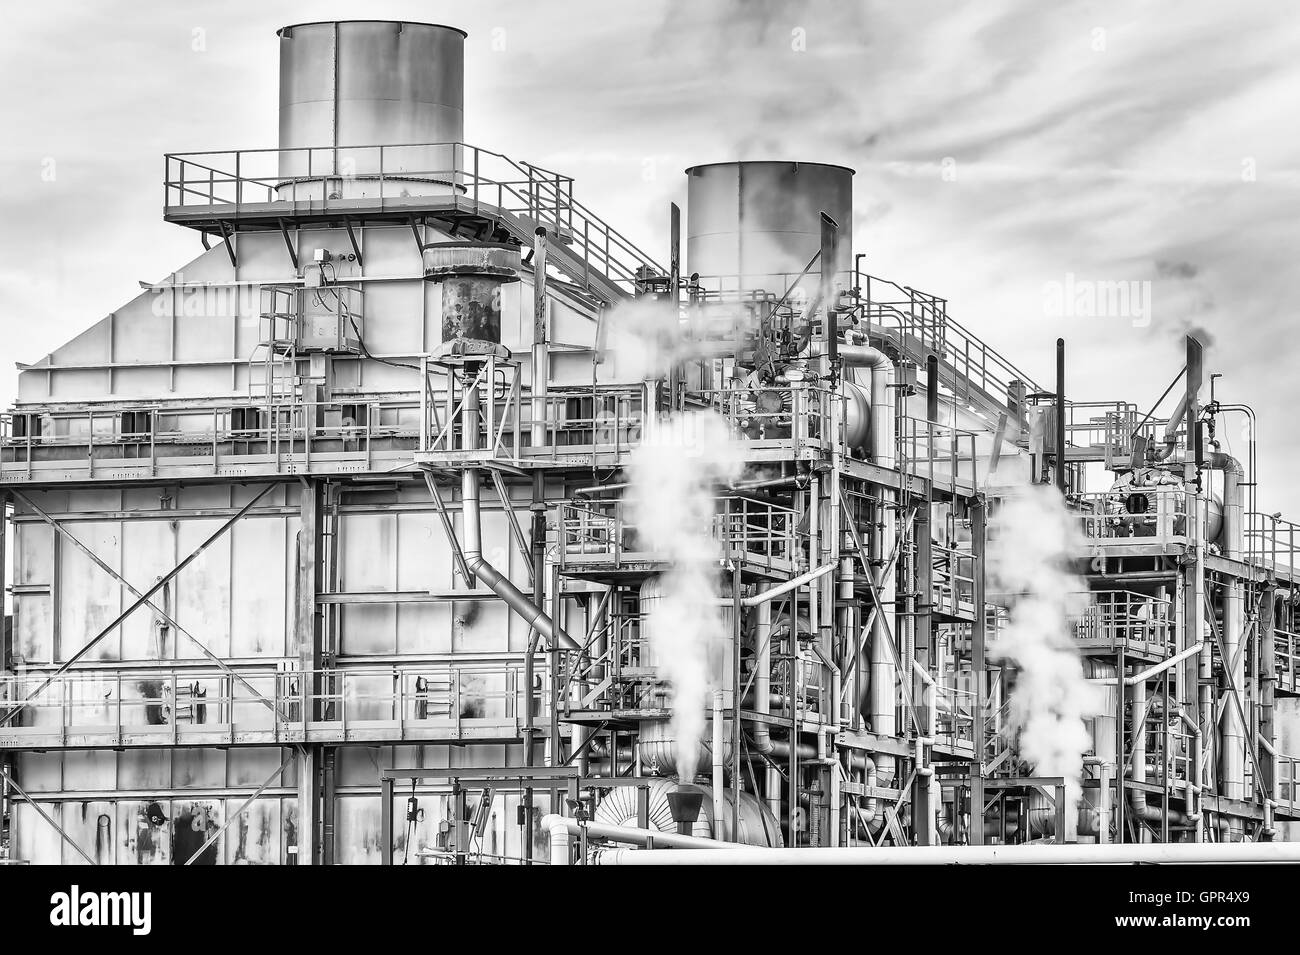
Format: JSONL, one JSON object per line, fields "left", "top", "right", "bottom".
{"left": 1202, "top": 590, "right": 1267, "bottom": 796}
{"left": 2, "top": 768, "right": 97, "bottom": 865}
{"left": 2, "top": 484, "right": 277, "bottom": 727}
{"left": 422, "top": 470, "right": 473, "bottom": 585}
{"left": 183, "top": 750, "right": 295, "bottom": 865}
{"left": 10, "top": 489, "right": 286, "bottom": 720}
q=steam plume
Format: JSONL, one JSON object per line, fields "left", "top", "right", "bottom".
{"left": 627, "top": 411, "right": 745, "bottom": 777}
{"left": 605, "top": 297, "right": 747, "bottom": 380}
{"left": 987, "top": 483, "right": 1100, "bottom": 802}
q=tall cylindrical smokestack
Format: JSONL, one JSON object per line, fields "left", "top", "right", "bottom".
{"left": 277, "top": 20, "right": 465, "bottom": 188}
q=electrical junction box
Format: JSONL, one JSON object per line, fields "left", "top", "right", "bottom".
{"left": 297, "top": 284, "right": 364, "bottom": 353}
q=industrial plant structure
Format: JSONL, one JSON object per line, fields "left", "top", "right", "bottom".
{"left": 1, "top": 20, "right": 1297, "bottom": 865}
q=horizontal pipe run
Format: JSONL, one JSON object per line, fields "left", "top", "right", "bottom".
{"left": 716, "top": 563, "right": 838, "bottom": 608}
{"left": 1125, "top": 643, "right": 1204, "bottom": 686}
{"left": 595, "top": 842, "right": 1300, "bottom": 866}
{"left": 540, "top": 815, "right": 752, "bottom": 854}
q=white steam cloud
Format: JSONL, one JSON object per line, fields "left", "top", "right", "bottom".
{"left": 604, "top": 297, "right": 753, "bottom": 381}
{"left": 627, "top": 410, "right": 745, "bottom": 778}
{"left": 987, "top": 483, "right": 1101, "bottom": 803}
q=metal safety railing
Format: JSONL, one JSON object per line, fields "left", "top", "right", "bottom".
{"left": 1277, "top": 753, "right": 1300, "bottom": 813}
{"left": 1076, "top": 486, "right": 1193, "bottom": 545}
{"left": 932, "top": 544, "right": 976, "bottom": 619}
{"left": 1073, "top": 590, "right": 1175, "bottom": 656}
{"left": 855, "top": 272, "right": 1043, "bottom": 418}
{"left": 1064, "top": 401, "right": 1153, "bottom": 466}
{"left": 688, "top": 384, "right": 841, "bottom": 453}
{"left": 557, "top": 495, "right": 801, "bottom": 572}
{"left": 163, "top": 142, "right": 663, "bottom": 300}
{"left": 932, "top": 681, "right": 977, "bottom": 750}
{"left": 1246, "top": 511, "right": 1300, "bottom": 577}
{"left": 0, "top": 397, "right": 422, "bottom": 478}
{"left": 896, "top": 415, "right": 980, "bottom": 491}
{"left": 0, "top": 662, "right": 541, "bottom": 747}
{"left": 1275, "top": 627, "right": 1300, "bottom": 693}
{"left": 418, "top": 358, "right": 645, "bottom": 466}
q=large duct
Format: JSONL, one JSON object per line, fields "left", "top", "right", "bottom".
{"left": 685, "top": 161, "right": 854, "bottom": 296}
{"left": 277, "top": 20, "right": 465, "bottom": 193}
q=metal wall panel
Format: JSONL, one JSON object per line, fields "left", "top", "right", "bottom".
{"left": 57, "top": 521, "right": 121, "bottom": 662}
{"left": 174, "top": 520, "right": 232, "bottom": 658}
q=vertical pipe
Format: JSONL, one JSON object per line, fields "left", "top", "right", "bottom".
{"left": 926, "top": 355, "right": 939, "bottom": 422}
{"left": 530, "top": 227, "right": 549, "bottom": 452}
{"left": 1055, "top": 338, "right": 1066, "bottom": 494}
{"left": 380, "top": 775, "right": 393, "bottom": 866}
{"left": 755, "top": 601, "right": 773, "bottom": 751}
{"left": 668, "top": 203, "right": 682, "bottom": 408}
{"left": 1116, "top": 649, "right": 1126, "bottom": 842}
{"left": 732, "top": 559, "right": 742, "bottom": 840}
{"left": 1261, "top": 586, "right": 1277, "bottom": 799}
{"left": 713, "top": 689, "right": 727, "bottom": 840}
{"left": 969, "top": 500, "right": 987, "bottom": 845}
{"left": 820, "top": 212, "right": 839, "bottom": 369}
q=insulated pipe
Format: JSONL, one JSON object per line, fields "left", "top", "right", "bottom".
{"left": 548, "top": 815, "right": 572, "bottom": 865}
{"left": 1154, "top": 392, "right": 1190, "bottom": 461}
{"left": 712, "top": 690, "right": 727, "bottom": 839}
{"left": 1209, "top": 452, "right": 1246, "bottom": 801}
{"left": 595, "top": 842, "right": 1300, "bottom": 865}
{"left": 1124, "top": 644, "right": 1205, "bottom": 685}
{"left": 812, "top": 338, "right": 898, "bottom": 778}
{"left": 1055, "top": 338, "right": 1066, "bottom": 493}
{"left": 1129, "top": 677, "right": 1150, "bottom": 822}
{"left": 850, "top": 756, "right": 883, "bottom": 835}
{"left": 820, "top": 343, "right": 899, "bottom": 759}
{"left": 733, "top": 563, "right": 838, "bottom": 607}
{"left": 461, "top": 468, "right": 578, "bottom": 650}
{"left": 753, "top": 600, "right": 773, "bottom": 754}
{"left": 1177, "top": 708, "right": 1203, "bottom": 822}
{"left": 539, "top": 815, "right": 747, "bottom": 861}
{"left": 530, "top": 228, "right": 549, "bottom": 451}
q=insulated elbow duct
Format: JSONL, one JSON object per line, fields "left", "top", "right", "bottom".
{"left": 1153, "top": 392, "right": 1190, "bottom": 461}
{"left": 461, "top": 468, "right": 578, "bottom": 649}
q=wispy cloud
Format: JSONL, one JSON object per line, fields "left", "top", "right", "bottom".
{"left": 1, "top": 0, "right": 1296, "bottom": 507}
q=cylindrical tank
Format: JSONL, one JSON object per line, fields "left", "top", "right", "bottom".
{"left": 592, "top": 775, "right": 783, "bottom": 847}
{"left": 277, "top": 20, "right": 465, "bottom": 195}
{"left": 426, "top": 242, "right": 520, "bottom": 351}
{"left": 685, "top": 161, "right": 854, "bottom": 296}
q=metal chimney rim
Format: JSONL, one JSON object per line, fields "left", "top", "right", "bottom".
{"left": 277, "top": 21, "right": 468, "bottom": 39}
{"left": 684, "top": 160, "right": 856, "bottom": 176}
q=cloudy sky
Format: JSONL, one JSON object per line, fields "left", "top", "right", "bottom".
{"left": 1, "top": 0, "right": 1297, "bottom": 510}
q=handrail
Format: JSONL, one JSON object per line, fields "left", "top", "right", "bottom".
{"left": 0, "top": 662, "right": 543, "bottom": 743}
{"left": 162, "top": 141, "right": 664, "bottom": 302}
